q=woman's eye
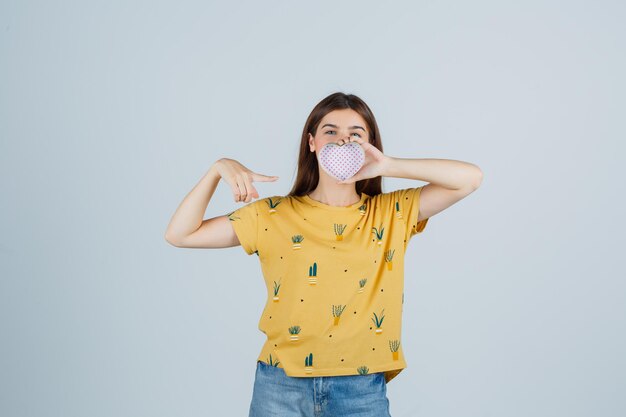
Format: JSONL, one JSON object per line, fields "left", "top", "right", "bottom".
{"left": 325, "top": 130, "right": 361, "bottom": 137}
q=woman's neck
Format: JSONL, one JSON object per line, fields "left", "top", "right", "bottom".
{"left": 307, "top": 174, "right": 360, "bottom": 207}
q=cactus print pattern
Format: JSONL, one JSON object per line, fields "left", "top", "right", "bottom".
{"left": 227, "top": 187, "right": 428, "bottom": 384}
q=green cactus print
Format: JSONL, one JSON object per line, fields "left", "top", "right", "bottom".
{"left": 372, "top": 223, "right": 385, "bottom": 245}
{"left": 332, "top": 305, "right": 346, "bottom": 325}
{"left": 289, "top": 325, "right": 301, "bottom": 341}
{"left": 389, "top": 340, "right": 401, "bottom": 360}
{"left": 291, "top": 234, "right": 304, "bottom": 250}
{"left": 334, "top": 223, "right": 347, "bottom": 241}
{"left": 385, "top": 249, "right": 395, "bottom": 270}
{"left": 305, "top": 353, "right": 314, "bottom": 373}
{"left": 308, "top": 262, "right": 318, "bottom": 285}
{"left": 371, "top": 309, "right": 386, "bottom": 334}
{"left": 265, "top": 353, "right": 280, "bottom": 367}
{"left": 357, "top": 366, "right": 370, "bottom": 375}
{"left": 272, "top": 280, "right": 281, "bottom": 302}
{"left": 358, "top": 278, "right": 368, "bottom": 293}
{"left": 394, "top": 200, "right": 403, "bottom": 219}
{"left": 266, "top": 198, "right": 282, "bottom": 214}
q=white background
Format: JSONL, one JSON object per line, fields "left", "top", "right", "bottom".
{"left": 1, "top": 1, "right": 624, "bottom": 416}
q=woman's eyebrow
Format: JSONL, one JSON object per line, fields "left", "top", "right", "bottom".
{"left": 321, "top": 123, "right": 366, "bottom": 132}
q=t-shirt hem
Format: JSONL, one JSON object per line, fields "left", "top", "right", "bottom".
{"left": 257, "top": 358, "right": 407, "bottom": 381}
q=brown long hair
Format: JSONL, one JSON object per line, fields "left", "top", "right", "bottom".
{"left": 286, "top": 92, "right": 384, "bottom": 198}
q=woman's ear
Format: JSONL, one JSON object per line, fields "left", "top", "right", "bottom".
{"left": 308, "top": 133, "right": 315, "bottom": 152}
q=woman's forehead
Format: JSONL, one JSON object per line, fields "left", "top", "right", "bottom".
{"left": 320, "top": 110, "right": 367, "bottom": 129}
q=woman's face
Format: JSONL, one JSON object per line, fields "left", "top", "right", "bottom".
{"left": 308, "top": 109, "right": 370, "bottom": 154}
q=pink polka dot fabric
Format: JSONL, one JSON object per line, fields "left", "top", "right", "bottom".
{"left": 318, "top": 142, "right": 365, "bottom": 181}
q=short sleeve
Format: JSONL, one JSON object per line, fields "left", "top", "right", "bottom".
{"left": 228, "top": 200, "right": 260, "bottom": 255}
{"left": 397, "top": 186, "right": 429, "bottom": 241}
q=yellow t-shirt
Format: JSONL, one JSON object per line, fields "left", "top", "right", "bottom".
{"left": 227, "top": 186, "right": 428, "bottom": 384}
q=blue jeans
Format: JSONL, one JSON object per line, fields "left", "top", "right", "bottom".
{"left": 248, "top": 360, "right": 392, "bottom": 417}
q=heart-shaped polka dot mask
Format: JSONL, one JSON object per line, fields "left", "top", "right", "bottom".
{"left": 317, "top": 142, "right": 365, "bottom": 181}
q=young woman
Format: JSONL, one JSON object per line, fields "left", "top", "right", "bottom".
{"left": 165, "top": 92, "right": 483, "bottom": 416}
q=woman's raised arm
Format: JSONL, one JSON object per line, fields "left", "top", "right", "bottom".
{"left": 164, "top": 158, "right": 278, "bottom": 249}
